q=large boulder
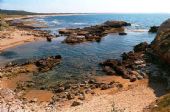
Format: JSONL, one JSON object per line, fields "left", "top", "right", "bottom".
{"left": 151, "top": 19, "right": 170, "bottom": 64}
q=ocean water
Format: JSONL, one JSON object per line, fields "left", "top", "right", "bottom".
{"left": 0, "top": 14, "right": 170, "bottom": 82}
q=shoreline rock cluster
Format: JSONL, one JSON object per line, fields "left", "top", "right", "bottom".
{"left": 0, "top": 55, "right": 62, "bottom": 78}
{"left": 59, "top": 20, "right": 131, "bottom": 44}
{"left": 47, "top": 77, "right": 123, "bottom": 106}
{"left": 100, "top": 42, "right": 149, "bottom": 82}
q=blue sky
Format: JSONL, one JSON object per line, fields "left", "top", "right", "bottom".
{"left": 0, "top": 0, "right": 170, "bottom": 13}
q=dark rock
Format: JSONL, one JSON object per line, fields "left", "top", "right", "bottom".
{"left": 103, "top": 66, "right": 115, "bottom": 75}
{"left": 119, "top": 32, "right": 127, "bottom": 35}
{"left": 53, "top": 87, "right": 65, "bottom": 93}
{"left": 115, "top": 66, "right": 129, "bottom": 77}
{"left": 71, "top": 101, "right": 81, "bottom": 107}
{"left": 67, "top": 93, "right": 75, "bottom": 100}
{"left": 101, "top": 84, "right": 110, "bottom": 90}
{"left": 151, "top": 19, "right": 170, "bottom": 64}
{"left": 35, "top": 55, "right": 62, "bottom": 72}
{"left": 46, "top": 36, "right": 52, "bottom": 42}
{"left": 130, "top": 75, "right": 137, "bottom": 82}
{"left": 149, "top": 26, "right": 159, "bottom": 33}
{"left": 59, "top": 20, "right": 130, "bottom": 44}
{"left": 103, "top": 21, "right": 131, "bottom": 28}
{"left": 134, "top": 42, "right": 148, "bottom": 52}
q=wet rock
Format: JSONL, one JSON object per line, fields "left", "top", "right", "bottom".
{"left": 134, "top": 42, "right": 149, "bottom": 52}
{"left": 119, "top": 32, "right": 127, "bottom": 35}
{"left": 46, "top": 36, "right": 52, "bottom": 42}
{"left": 149, "top": 26, "right": 159, "bottom": 33}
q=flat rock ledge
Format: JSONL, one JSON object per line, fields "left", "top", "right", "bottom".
{"left": 59, "top": 20, "right": 131, "bottom": 44}
{"left": 0, "top": 55, "right": 62, "bottom": 78}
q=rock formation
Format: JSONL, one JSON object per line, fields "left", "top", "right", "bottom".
{"left": 151, "top": 19, "right": 170, "bottom": 64}
{"left": 59, "top": 21, "right": 131, "bottom": 44}
{"left": 149, "top": 26, "right": 159, "bottom": 33}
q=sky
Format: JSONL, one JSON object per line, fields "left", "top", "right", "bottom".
{"left": 0, "top": 0, "right": 170, "bottom": 13}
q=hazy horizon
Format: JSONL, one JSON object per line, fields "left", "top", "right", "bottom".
{"left": 0, "top": 0, "right": 170, "bottom": 13}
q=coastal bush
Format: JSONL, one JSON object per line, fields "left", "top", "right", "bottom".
{"left": 0, "top": 14, "right": 9, "bottom": 31}
{"left": 151, "top": 94, "right": 170, "bottom": 112}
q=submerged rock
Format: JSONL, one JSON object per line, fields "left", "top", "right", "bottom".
{"left": 35, "top": 55, "right": 62, "bottom": 72}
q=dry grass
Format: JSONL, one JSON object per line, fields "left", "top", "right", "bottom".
{"left": 0, "top": 14, "right": 9, "bottom": 31}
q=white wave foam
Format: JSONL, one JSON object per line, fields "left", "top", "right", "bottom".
{"left": 131, "top": 23, "right": 140, "bottom": 27}
{"left": 51, "top": 20, "right": 61, "bottom": 25}
{"left": 73, "top": 22, "right": 87, "bottom": 25}
{"left": 126, "top": 29, "right": 148, "bottom": 32}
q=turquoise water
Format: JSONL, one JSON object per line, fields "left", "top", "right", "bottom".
{"left": 0, "top": 14, "right": 170, "bottom": 81}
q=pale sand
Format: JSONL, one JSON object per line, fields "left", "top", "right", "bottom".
{"left": 0, "top": 28, "right": 44, "bottom": 51}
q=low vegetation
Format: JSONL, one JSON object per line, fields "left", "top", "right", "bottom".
{"left": 151, "top": 94, "right": 170, "bottom": 112}
{"left": 0, "top": 14, "right": 9, "bottom": 31}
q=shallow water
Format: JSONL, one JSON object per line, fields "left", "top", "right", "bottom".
{"left": 0, "top": 14, "right": 170, "bottom": 82}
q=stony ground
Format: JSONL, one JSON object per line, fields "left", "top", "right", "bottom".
{"left": 58, "top": 84, "right": 157, "bottom": 112}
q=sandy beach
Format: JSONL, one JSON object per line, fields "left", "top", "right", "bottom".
{"left": 0, "top": 28, "right": 43, "bottom": 51}
{"left": 0, "top": 16, "right": 55, "bottom": 51}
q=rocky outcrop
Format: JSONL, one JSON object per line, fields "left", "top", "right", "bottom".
{"left": 59, "top": 21, "right": 131, "bottom": 44}
{"left": 149, "top": 26, "right": 159, "bottom": 33}
{"left": 134, "top": 42, "right": 149, "bottom": 52}
{"left": 100, "top": 43, "right": 149, "bottom": 82}
{"left": 151, "top": 19, "right": 170, "bottom": 64}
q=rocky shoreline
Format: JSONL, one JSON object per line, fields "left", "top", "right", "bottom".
{"left": 100, "top": 42, "right": 149, "bottom": 82}
{"left": 0, "top": 17, "right": 170, "bottom": 111}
